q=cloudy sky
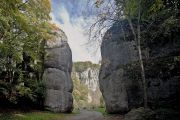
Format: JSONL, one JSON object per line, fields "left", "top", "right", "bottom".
{"left": 51, "top": 0, "right": 101, "bottom": 63}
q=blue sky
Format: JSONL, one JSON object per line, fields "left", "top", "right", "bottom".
{"left": 51, "top": 0, "right": 101, "bottom": 63}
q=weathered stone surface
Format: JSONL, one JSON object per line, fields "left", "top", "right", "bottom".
{"left": 100, "top": 21, "right": 142, "bottom": 113}
{"left": 124, "top": 107, "right": 154, "bottom": 120}
{"left": 43, "top": 29, "right": 73, "bottom": 113}
{"left": 99, "top": 20, "right": 180, "bottom": 113}
{"left": 43, "top": 68, "right": 72, "bottom": 92}
{"left": 44, "top": 46, "right": 72, "bottom": 72}
{"left": 45, "top": 89, "right": 73, "bottom": 113}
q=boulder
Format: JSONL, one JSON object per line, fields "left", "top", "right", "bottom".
{"left": 124, "top": 107, "right": 154, "bottom": 120}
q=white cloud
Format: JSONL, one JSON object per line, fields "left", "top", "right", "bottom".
{"left": 51, "top": 6, "right": 101, "bottom": 63}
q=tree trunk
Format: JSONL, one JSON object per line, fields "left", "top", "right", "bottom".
{"left": 137, "top": 32, "right": 148, "bottom": 108}
{"left": 137, "top": 0, "right": 148, "bottom": 108}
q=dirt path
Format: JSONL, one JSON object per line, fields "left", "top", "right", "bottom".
{"left": 63, "top": 110, "right": 124, "bottom": 120}
{"left": 64, "top": 110, "right": 104, "bottom": 120}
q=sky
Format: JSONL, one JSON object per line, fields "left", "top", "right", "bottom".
{"left": 50, "top": 0, "right": 101, "bottom": 63}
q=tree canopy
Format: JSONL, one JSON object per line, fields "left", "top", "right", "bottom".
{"left": 0, "top": 0, "right": 54, "bottom": 107}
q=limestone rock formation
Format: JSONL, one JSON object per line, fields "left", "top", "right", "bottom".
{"left": 99, "top": 21, "right": 139, "bottom": 113}
{"left": 72, "top": 62, "right": 102, "bottom": 108}
{"left": 99, "top": 20, "right": 180, "bottom": 113}
{"left": 43, "top": 28, "right": 73, "bottom": 113}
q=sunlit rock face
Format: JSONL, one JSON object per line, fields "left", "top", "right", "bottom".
{"left": 72, "top": 62, "right": 102, "bottom": 107}
{"left": 100, "top": 20, "right": 180, "bottom": 114}
{"left": 75, "top": 68, "right": 99, "bottom": 91}
{"left": 43, "top": 28, "right": 73, "bottom": 113}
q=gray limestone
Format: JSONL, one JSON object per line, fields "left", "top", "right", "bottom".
{"left": 43, "top": 29, "right": 73, "bottom": 113}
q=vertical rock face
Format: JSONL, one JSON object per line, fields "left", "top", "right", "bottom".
{"left": 72, "top": 62, "right": 102, "bottom": 107}
{"left": 75, "top": 67, "right": 99, "bottom": 91}
{"left": 99, "top": 21, "right": 140, "bottom": 113}
{"left": 99, "top": 20, "right": 180, "bottom": 113}
{"left": 43, "top": 28, "right": 73, "bottom": 113}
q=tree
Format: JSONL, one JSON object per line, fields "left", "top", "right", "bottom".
{"left": 0, "top": 0, "right": 53, "bottom": 107}
{"left": 123, "top": 0, "right": 148, "bottom": 108}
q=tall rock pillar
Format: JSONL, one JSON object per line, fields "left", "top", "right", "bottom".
{"left": 99, "top": 21, "right": 142, "bottom": 114}
{"left": 43, "top": 28, "right": 73, "bottom": 113}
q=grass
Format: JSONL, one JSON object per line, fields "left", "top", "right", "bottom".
{"left": 94, "top": 107, "right": 107, "bottom": 115}
{"left": 0, "top": 111, "right": 66, "bottom": 120}
{"left": 72, "top": 108, "right": 80, "bottom": 114}
{"left": 94, "top": 107, "right": 122, "bottom": 117}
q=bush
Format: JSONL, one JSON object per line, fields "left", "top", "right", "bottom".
{"left": 0, "top": 79, "right": 46, "bottom": 109}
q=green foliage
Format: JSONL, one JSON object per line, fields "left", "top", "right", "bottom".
{"left": 72, "top": 61, "right": 101, "bottom": 108}
{"left": 115, "top": 0, "right": 179, "bottom": 19}
{"left": 33, "top": 81, "right": 46, "bottom": 101}
{"left": 16, "top": 83, "right": 34, "bottom": 100}
{"left": 99, "top": 96, "right": 105, "bottom": 108}
{"left": 0, "top": 0, "right": 52, "bottom": 107}
{"left": 114, "top": 0, "right": 180, "bottom": 43}
{"left": 0, "top": 112, "right": 65, "bottom": 120}
{"left": 94, "top": 107, "right": 106, "bottom": 115}
{"left": 72, "top": 75, "right": 89, "bottom": 108}
{"left": 73, "top": 61, "right": 100, "bottom": 72}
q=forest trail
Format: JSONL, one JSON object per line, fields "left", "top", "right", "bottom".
{"left": 64, "top": 110, "right": 104, "bottom": 120}
{"left": 63, "top": 110, "right": 123, "bottom": 120}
